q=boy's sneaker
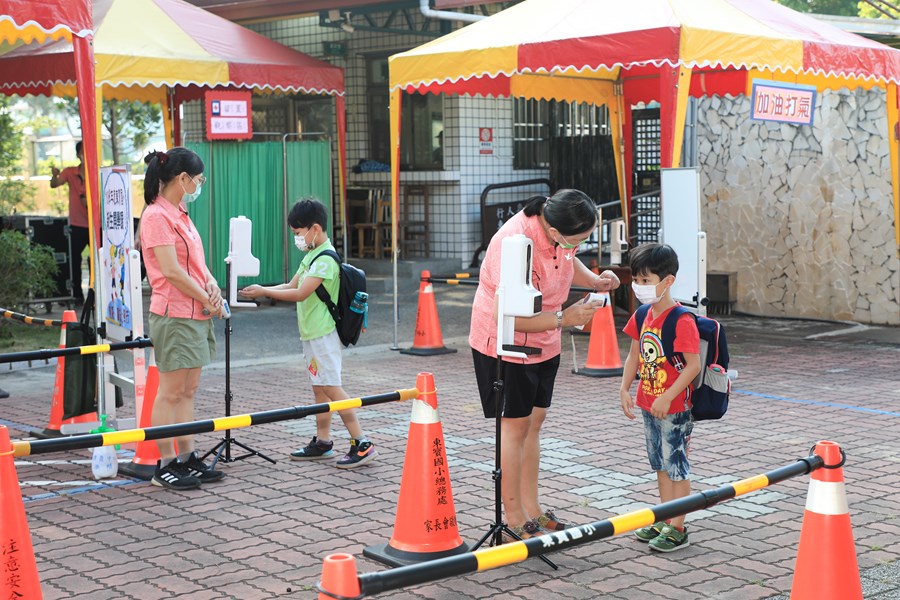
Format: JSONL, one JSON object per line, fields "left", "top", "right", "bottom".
{"left": 648, "top": 525, "right": 689, "bottom": 552}
{"left": 536, "top": 509, "right": 571, "bottom": 531}
{"left": 635, "top": 521, "right": 667, "bottom": 542}
{"left": 336, "top": 439, "right": 377, "bottom": 468}
{"left": 500, "top": 519, "right": 542, "bottom": 543}
{"left": 151, "top": 461, "right": 201, "bottom": 490}
{"left": 182, "top": 453, "right": 225, "bottom": 483}
{"left": 290, "top": 436, "right": 335, "bottom": 461}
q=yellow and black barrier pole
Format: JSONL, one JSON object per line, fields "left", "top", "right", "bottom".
{"left": 0, "top": 337, "right": 153, "bottom": 365}
{"left": 1, "top": 308, "right": 65, "bottom": 328}
{"left": 350, "top": 452, "right": 825, "bottom": 597}
{"left": 12, "top": 387, "right": 420, "bottom": 458}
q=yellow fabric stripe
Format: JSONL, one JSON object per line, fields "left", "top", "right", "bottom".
{"left": 329, "top": 399, "right": 362, "bottom": 412}
{"left": 105, "top": 430, "right": 144, "bottom": 446}
{"left": 732, "top": 474, "right": 769, "bottom": 497}
{"left": 390, "top": 46, "right": 517, "bottom": 90}
{"left": 0, "top": 22, "right": 73, "bottom": 45}
{"left": 475, "top": 543, "right": 528, "bottom": 571}
{"left": 609, "top": 508, "right": 657, "bottom": 535}
{"left": 12, "top": 441, "right": 30, "bottom": 457}
{"left": 888, "top": 83, "right": 900, "bottom": 253}
{"left": 214, "top": 415, "right": 252, "bottom": 432}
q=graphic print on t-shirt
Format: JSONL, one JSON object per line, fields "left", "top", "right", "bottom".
{"left": 640, "top": 327, "right": 669, "bottom": 396}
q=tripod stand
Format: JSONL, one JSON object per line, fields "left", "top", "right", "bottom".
{"left": 471, "top": 352, "right": 558, "bottom": 570}
{"left": 203, "top": 261, "right": 276, "bottom": 467}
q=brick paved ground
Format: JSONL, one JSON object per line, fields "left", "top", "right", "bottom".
{"left": 2, "top": 291, "right": 899, "bottom": 599}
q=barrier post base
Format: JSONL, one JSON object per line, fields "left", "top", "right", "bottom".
{"left": 573, "top": 366, "right": 624, "bottom": 377}
{"left": 399, "top": 346, "right": 457, "bottom": 357}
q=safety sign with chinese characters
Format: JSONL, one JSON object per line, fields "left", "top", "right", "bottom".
{"left": 205, "top": 90, "right": 253, "bottom": 140}
{"left": 479, "top": 127, "right": 494, "bottom": 155}
{"left": 100, "top": 165, "right": 133, "bottom": 333}
{"left": 751, "top": 79, "right": 816, "bottom": 126}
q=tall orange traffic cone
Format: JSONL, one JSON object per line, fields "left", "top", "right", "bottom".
{"left": 36, "top": 310, "right": 77, "bottom": 438}
{"left": 0, "top": 425, "right": 42, "bottom": 598}
{"left": 364, "top": 372, "right": 468, "bottom": 566}
{"left": 400, "top": 271, "right": 457, "bottom": 356}
{"left": 118, "top": 349, "right": 161, "bottom": 480}
{"left": 317, "top": 553, "right": 360, "bottom": 600}
{"left": 790, "top": 441, "right": 862, "bottom": 600}
{"left": 572, "top": 294, "right": 623, "bottom": 377}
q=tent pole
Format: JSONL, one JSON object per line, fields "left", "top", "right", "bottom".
{"left": 390, "top": 88, "right": 402, "bottom": 350}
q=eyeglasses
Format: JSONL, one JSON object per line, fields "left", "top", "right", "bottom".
{"left": 191, "top": 175, "right": 207, "bottom": 186}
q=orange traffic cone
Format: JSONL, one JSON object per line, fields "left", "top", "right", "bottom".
{"left": 790, "top": 441, "right": 862, "bottom": 600}
{"left": 572, "top": 294, "right": 623, "bottom": 377}
{"left": 0, "top": 425, "right": 42, "bottom": 598}
{"left": 364, "top": 372, "right": 468, "bottom": 566}
{"left": 317, "top": 553, "right": 360, "bottom": 600}
{"left": 118, "top": 349, "right": 161, "bottom": 480}
{"left": 400, "top": 271, "right": 457, "bottom": 356}
{"left": 36, "top": 310, "right": 77, "bottom": 438}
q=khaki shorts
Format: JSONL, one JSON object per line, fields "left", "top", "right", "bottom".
{"left": 149, "top": 312, "right": 216, "bottom": 373}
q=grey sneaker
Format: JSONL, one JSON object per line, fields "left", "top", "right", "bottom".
{"left": 290, "top": 436, "right": 335, "bottom": 461}
{"left": 335, "top": 439, "right": 377, "bottom": 468}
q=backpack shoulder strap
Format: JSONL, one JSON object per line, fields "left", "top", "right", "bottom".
{"left": 634, "top": 303, "right": 651, "bottom": 331}
{"left": 310, "top": 250, "right": 342, "bottom": 322}
{"left": 660, "top": 305, "right": 694, "bottom": 362}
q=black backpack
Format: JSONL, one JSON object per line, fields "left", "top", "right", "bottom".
{"left": 311, "top": 249, "right": 367, "bottom": 347}
{"left": 635, "top": 304, "right": 731, "bottom": 421}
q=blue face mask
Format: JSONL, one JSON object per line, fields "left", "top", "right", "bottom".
{"left": 181, "top": 176, "right": 204, "bottom": 203}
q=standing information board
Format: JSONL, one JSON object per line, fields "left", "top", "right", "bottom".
{"left": 660, "top": 167, "right": 706, "bottom": 314}
{"left": 100, "top": 165, "right": 134, "bottom": 340}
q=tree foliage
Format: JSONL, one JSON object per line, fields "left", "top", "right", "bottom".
{"left": 60, "top": 97, "right": 162, "bottom": 165}
{"left": 0, "top": 96, "right": 35, "bottom": 215}
{"left": 0, "top": 230, "right": 57, "bottom": 336}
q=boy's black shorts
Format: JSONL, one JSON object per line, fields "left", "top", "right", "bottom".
{"left": 472, "top": 348, "right": 560, "bottom": 418}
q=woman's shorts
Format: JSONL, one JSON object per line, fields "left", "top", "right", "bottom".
{"left": 302, "top": 330, "right": 343, "bottom": 387}
{"left": 642, "top": 409, "right": 693, "bottom": 481}
{"left": 472, "top": 348, "right": 560, "bottom": 418}
{"left": 149, "top": 312, "right": 216, "bottom": 373}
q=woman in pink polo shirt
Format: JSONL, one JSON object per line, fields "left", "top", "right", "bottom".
{"left": 469, "top": 189, "right": 620, "bottom": 541}
{"left": 140, "top": 147, "right": 226, "bottom": 490}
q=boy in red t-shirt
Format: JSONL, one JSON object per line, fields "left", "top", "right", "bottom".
{"left": 619, "top": 243, "right": 701, "bottom": 552}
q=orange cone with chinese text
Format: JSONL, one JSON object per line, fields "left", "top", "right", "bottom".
{"left": 317, "top": 553, "right": 360, "bottom": 600}
{"left": 573, "top": 293, "right": 623, "bottom": 377}
{"left": 400, "top": 271, "right": 456, "bottom": 356}
{"left": 790, "top": 440, "right": 862, "bottom": 600}
{"left": 118, "top": 349, "right": 161, "bottom": 480}
{"left": 364, "top": 372, "right": 468, "bottom": 566}
{"left": 0, "top": 425, "right": 42, "bottom": 598}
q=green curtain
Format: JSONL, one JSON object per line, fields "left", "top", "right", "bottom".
{"left": 185, "top": 140, "right": 331, "bottom": 286}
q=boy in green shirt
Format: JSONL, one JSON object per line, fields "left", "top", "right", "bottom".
{"left": 241, "top": 198, "right": 377, "bottom": 468}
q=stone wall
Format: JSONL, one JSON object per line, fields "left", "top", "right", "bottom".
{"left": 696, "top": 89, "right": 900, "bottom": 325}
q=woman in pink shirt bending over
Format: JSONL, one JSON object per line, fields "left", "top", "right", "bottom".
{"left": 139, "top": 147, "right": 226, "bottom": 490}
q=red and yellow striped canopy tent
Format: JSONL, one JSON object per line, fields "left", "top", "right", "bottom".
{"left": 1, "top": 0, "right": 102, "bottom": 284}
{"left": 0, "top": 0, "right": 348, "bottom": 228}
{"left": 388, "top": 0, "right": 900, "bottom": 249}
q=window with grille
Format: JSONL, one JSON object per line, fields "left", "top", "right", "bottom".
{"left": 367, "top": 55, "right": 443, "bottom": 170}
{"left": 514, "top": 99, "right": 608, "bottom": 170}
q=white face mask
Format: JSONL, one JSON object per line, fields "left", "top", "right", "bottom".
{"left": 632, "top": 281, "right": 664, "bottom": 305}
{"left": 294, "top": 230, "right": 315, "bottom": 252}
